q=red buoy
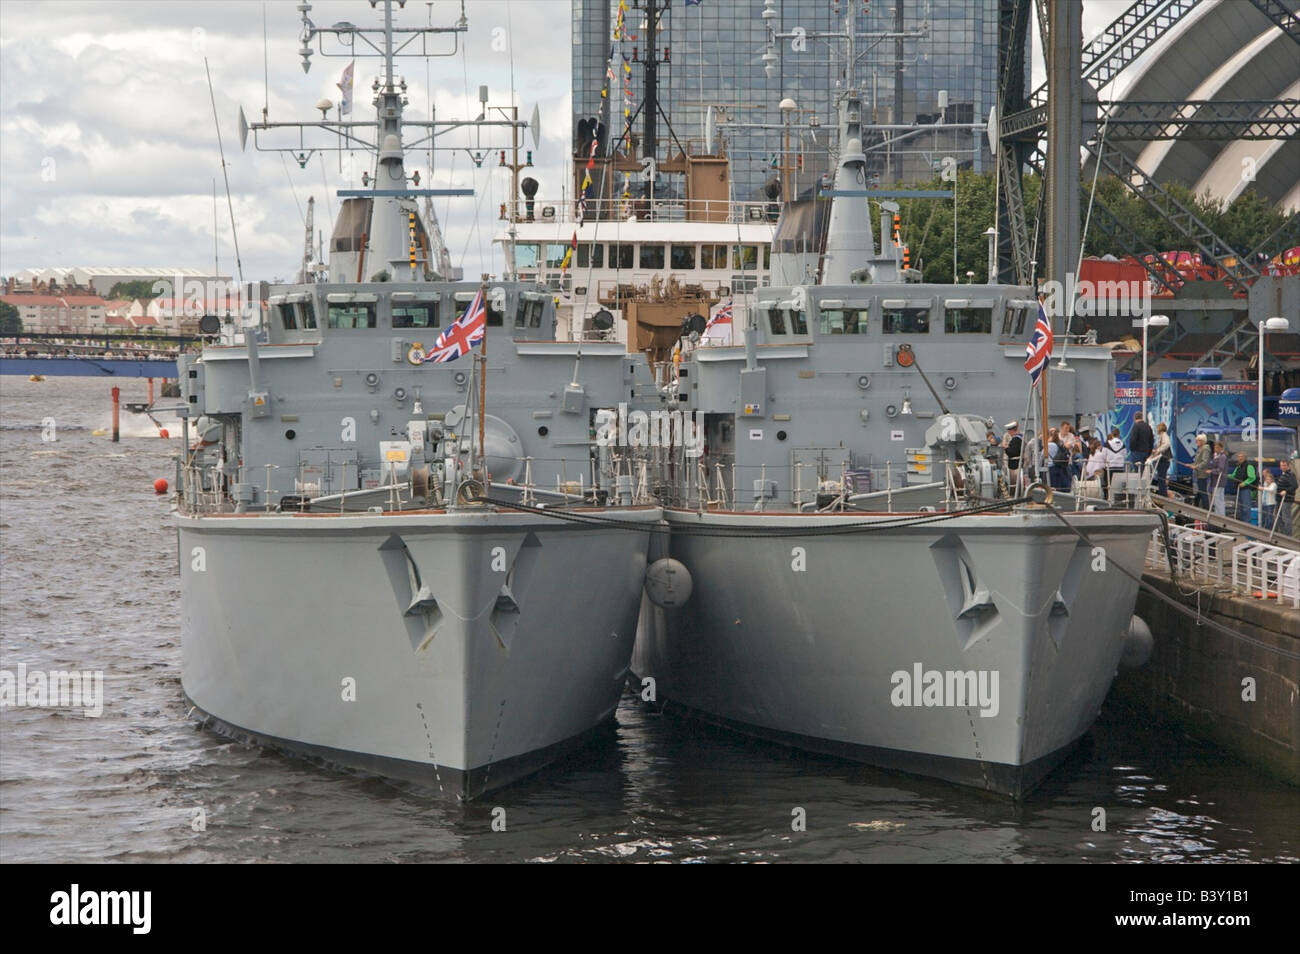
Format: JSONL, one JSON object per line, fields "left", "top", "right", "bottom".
{"left": 154, "top": 478, "right": 169, "bottom": 495}
{"left": 158, "top": 428, "right": 170, "bottom": 439}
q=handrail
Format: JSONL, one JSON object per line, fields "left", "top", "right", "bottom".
{"left": 506, "top": 196, "right": 776, "bottom": 228}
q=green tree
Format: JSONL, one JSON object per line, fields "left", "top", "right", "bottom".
{"left": 108, "top": 279, "right": 163, "bottom": 300}
{"left": 887, "top": 169, "right": 1288, "bottom": 281}
{"left": 1216, "top": 188, "right": 1288, "bottom": 259}
{"left": 0, "top": 301, "right": 20, "bottom": 334}
{"left": 895, "top": 168, "right": 1002, "bottom": 284}
{"left": 1081, "top": 177, "right": 1283, "bottom": 261}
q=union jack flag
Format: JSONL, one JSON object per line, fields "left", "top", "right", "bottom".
{"left": 706, "top": 299, "right": 733, "bottom": 330}
{"left": 1024, "top": 301, "right": 1053, "bottom": 384}
{"left": 424, "top": 288, "right": 486, "bottom": 363}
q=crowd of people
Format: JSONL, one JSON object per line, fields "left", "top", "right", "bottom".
{"left": 978, "top": 412, "right": 1297, "bottom": 536}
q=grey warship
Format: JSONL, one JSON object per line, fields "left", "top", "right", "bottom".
{"left": 175, "top": 1, "right": 656, "bottom": 799}
{"left": 627, "top": 13, "right": 1161, "bottom": 798}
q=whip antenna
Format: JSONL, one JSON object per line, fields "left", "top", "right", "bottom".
{"left": 204, "top": 56, "right": 244, "bottom": 285}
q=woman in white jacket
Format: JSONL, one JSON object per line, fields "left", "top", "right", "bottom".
{"left": 1081, "top": 438, "right": 1106, "bottom": 495}
{"left": 1101, "top": 429, "right": 1126, "bottom": 495}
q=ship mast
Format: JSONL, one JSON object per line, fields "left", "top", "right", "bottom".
{"left": 241, "top": 1, "right": 527, "bottom": 284}
{"left": 762, "top": 4, "right": 927, "bottom": 283}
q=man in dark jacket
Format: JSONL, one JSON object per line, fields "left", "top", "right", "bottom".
{"left": 1128, "top": 412, "right": 1154, "bottom": 464}
{"left": 1191, "top": 434, "right": 1211, "bottom": 508}
{"left": 1003, "top": 421, "right": 1022, "bottom": 487}
{"left": 1273, "top": 458, "right": 1296, "bottom": 535}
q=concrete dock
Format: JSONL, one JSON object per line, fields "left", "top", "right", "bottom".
{"left": 1114, "top": 520, "right": 1299, "bottom": 787}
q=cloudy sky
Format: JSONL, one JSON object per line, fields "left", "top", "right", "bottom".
{"left": 0, "top": 0, "right": 1128, "bottom": 285}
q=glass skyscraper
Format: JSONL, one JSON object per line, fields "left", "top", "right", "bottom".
{"left": 572, "top": 0, "right": 1016, "bottom": 202}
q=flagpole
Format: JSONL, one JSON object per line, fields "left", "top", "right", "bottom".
{"left": 1041, "top": 349, "right": 1050, "bottom": 478}
{"left": 1040, "top": 296, "right": 1050, "bottom": 480}
{"left": 479, "top": 283, "right": 488, "bottom": 486}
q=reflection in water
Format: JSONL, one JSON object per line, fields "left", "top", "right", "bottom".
{"left": 2, "top": 378, "right": 1297, "bottom": 863}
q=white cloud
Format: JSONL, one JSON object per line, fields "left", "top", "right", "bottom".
{"left": 1, "top": 0, "right": 573, "bottom": 282}
{"left": 1, "top": 0, "right": 1140, "bottom": 284}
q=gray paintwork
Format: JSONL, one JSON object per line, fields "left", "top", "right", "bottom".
{"left": 625, "top": 87, "right": 1160, "bottom": 797}
{"left": 176, "top": 2, "right": 1158, "bottom": 799}
{"left": 175, "top": 2, "right": 661, "bottom": 798}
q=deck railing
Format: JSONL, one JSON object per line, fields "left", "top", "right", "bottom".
{"left": 1231, "top": 541, "right": 1300, "bottom": 608}
{"left": 511, "top": 197, "right": 776, "bottom": 227}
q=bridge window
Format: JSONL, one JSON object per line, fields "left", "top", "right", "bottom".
{"left": 820, "top": 309, "right": 869, "bottom": 335}
{"left": 733, "top": 245, "right": 759, "bottom": 270}
{"left": 763, "top": 246, "right": 771, "bottom": 270}
{"left": 486, "top": 299, "right": 505, "bottom": 327}
{"left": 701, "top": 244, "right": 728, "bottom": 269}
{"left": 327, "top": 303, "right": 376, "bottom": 329}
{"left": 944, "top": 307, "right": 993, "bottom": 334}
{"left": 671, "top": 244, "right": 695, "bottom": 270}
{"left": 882, "top": 307, "right": 929, "bottom": 334}
{"left": 640, "top": 244, "right": 665, "bottom": 269}
{"left": 516, "top": 298, "right": 545, "bottom": 328}
{"left": 577, "top": 243, "right": 604, "bottom": 269}
{"left": 393, "top": 302, "right": 438, "bottom": 328}
{"left": 274, "top": 301, "right": 317, "bottom": 329}
{"left": 1001, "top": 305, "right": 1029, "bottom": 337}
{"left": 545, "top": 243, "right": 569, "bottom": 269}
{"left": 767, "top": 306, "right": 806, "bottom": 335}
{"left": 610, "top": 243, "right": 634, "bottom": 269}
{"left": 513, "top": 243, "right": 539, "bottom": 269}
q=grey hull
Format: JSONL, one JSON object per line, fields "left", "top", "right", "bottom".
{"left": 179, "top": 508, "right": 656, "bottom": 799}
{"left": 184, "top": 692, "right": 617, "bottom": 798}
{"left": 633, "top": 507, "right": 1159, "bottom": 797}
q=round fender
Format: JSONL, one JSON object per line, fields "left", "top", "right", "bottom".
{"left": 645, "top": 558, "right": 693, "bottom": 609}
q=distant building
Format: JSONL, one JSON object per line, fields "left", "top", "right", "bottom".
{"left": 8, "top": 267, "right": 232, "bottom": 298}
{"left": 572, "top": 0, "right": 1017, "bottom": 202}
{"left": 1110, "top": 1, "right": 1299, "bottom": 211}
{"left": 0, "top": 292, "right": 108, "bottom": 333}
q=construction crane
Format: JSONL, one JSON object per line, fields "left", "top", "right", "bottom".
{"left": 422, "top": 194, "right": 456, "bottom": 280}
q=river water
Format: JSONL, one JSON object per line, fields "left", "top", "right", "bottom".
{"left": 1, "top": 376, "right": 1296, "bottom": 863}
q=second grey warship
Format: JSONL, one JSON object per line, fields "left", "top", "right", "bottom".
{"left": 624, "top": 10, "right": 1160, "bottom": 797}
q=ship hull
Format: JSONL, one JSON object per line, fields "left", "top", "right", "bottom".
{"left": 179, "top": 508, "right": 656, "bottom": 800}
{"left": 633, "top": 507, "right": 1158, "bottom": 798}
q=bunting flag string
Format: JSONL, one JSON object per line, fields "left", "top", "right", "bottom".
{"left": 560, "top": 231, "right": 578, "bottom": 275}
{"left": 577, "top": 137, "right": 597, "bottom": 225}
